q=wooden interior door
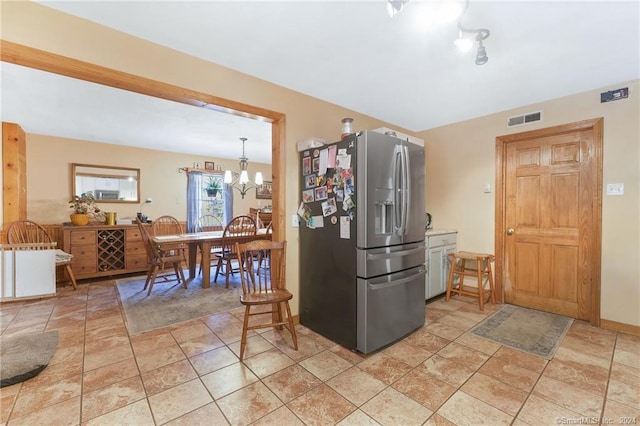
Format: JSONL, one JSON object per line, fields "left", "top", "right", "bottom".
{"left": 496, "top": 119, "right": 602, "bottom": 323}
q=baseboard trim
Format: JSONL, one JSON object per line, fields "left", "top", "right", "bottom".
{"left": 600, "top": 318, "right": 640, "bottom": 336}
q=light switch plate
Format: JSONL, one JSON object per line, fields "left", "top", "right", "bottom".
{"left": 292, "top": 215, "right": 300, "bottom": 227}
{"left": 606, "top": 183, "right": 624, "bottom": 195}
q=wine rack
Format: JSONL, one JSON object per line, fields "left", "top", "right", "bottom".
{"left": 63, "top": 224, "right": 151, "bottom": 280}
{"left": 97, "top": 229, "right": 125, "bottom": 271}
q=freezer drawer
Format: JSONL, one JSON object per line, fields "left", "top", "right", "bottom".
{"left": 356, "top": 266, "right": 426, "bottom": 353}
{"left": 356, "top": 242, "right": 425, "bottom": 279}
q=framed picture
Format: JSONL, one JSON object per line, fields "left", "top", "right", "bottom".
{"left": 304, "top": 174, "right": 317, "bottom": 189}
{"left": 314, "top": 186, "right": 328, "bottom": 201}
{"left": 256, "top": 181, "right": 272, "bottom": 199}
{"left": 204, "top": 161, "right": 215, "bottom": 170}
{"left": 302, "top": 157, "right": 311, "bottom": 175}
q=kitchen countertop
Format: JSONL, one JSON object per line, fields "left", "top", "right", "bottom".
{"left": 425, "top": 228, "right": 458, "bottom": 237}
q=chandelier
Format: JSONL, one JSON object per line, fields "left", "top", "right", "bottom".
{"left": 223, "top": 137, "right": 263, "bottom": 199}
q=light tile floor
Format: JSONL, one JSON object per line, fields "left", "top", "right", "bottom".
{"left": 1, "top": 277, "right": 639, "bottom": 425}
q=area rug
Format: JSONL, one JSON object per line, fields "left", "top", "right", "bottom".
{"left": 470, "top": 304, "right": 573, "bottom": 359}
{"left": 1, "top": 330, "right": 59, "bottom": 387}
{"left": 116, "top": 276, "right": 242, "bottom": 335}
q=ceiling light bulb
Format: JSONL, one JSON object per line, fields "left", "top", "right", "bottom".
{"left": 223, "top": 170, "right": 233, "bottom": 184}
{"left": 475, "top": 41, "right": 488, "bottom": 65}
{"left": 454, "top": 36, "right": 474, "bottom": 52}
{"left": 254, "top": 172, "right": 263, "bottom": 186}
{"left": 239, "top": 170, "right": 249, "bottom": 185}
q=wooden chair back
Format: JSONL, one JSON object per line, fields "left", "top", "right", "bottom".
{"left": 7, "top": 220, "right": 53, "bottom": 244}
{"left": 213, "top": 215, "right": 256, "bottom": 287}
{"left": 197, "top": 214, "right": 223, "bottom": 232}
{"left": 7, "top": 220, "right": 78, "bottom": 290}
{"left": 236, "top": 240, "right": 285, "bottom": 295}
{"left": 136, "top": 217, "right": 186, "bottom": 295}
{"left": 152, "top": 215, "right": 183, "bottom": 236}
{"left": 136, "top": 217, "right": 158, "bottom": 263}
{"left": 221, "top": 215, "right": 256, "bottom": 251}
{"left": 225, "top": 215, "right": 256, "bottom": 236}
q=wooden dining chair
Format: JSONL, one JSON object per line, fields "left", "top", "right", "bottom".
{"left": 151, "top": 215, "right": 186, "bottom": 257}
{"left": 6, "top": 220, "right": 77, "bottom": 290}
{"left": 196, "top": 214, "right": 224, "bottom": 276}
{"left": 236, "top": 239, "right": 297, "bottom": 360}
{"left": 136, "top": 218, "right": 186, "bottom": 295}
{"left": 152, "top": 215, "right": 183, "bottom": 236}
{"left": 214, "top": 215, "right": 256, "bottom": 287}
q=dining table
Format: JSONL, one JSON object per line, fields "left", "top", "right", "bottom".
{"left": 151, "top": 228, "right": 271, "bottom": 288}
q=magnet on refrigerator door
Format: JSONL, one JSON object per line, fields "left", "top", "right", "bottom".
{"left": 343, "top": 196, "right": 355, "bottom": 211}
{"left": 297, "top": 202, "right": 312, "bottom": 225}
{"left": 305, "top": 174, "right": 317, "bottom": 189}
{"left": 340, "top": 216, "right": 351, "bottom": 239}
{"left": 302, "top": 157, "right": 311, "bottom": 175}
{"left": 302, "top": 189, "right": 315, "bottom": 203}
{"left": 322, "top": 198, "right": 338, "bottom": 217}
{"left": 315, "top": 186, "right": 328, "bottom": 201}
{"left": 310, "top": 216, "right": 324, "bottom": 228}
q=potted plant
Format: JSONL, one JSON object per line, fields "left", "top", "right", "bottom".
{"left": 69, "top": 191, "right": 100, "bottom": 226}
{"left": 204, "top": 176, "right": 221, "bottom": 197}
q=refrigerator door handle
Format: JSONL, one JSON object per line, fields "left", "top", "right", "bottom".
{"left": 366, "top": 245, "right": 426, "bottom": 260}
{"left": 393, "top": 146, "right": 403, "bottom": 233}
{"left": 367, "top": 268, "right": 426, "bottom": 290}
{"left": 402, "top": 145, "right": 411, "bottom": 234}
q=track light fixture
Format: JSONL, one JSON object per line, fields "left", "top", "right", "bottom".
{"left": 455, "top": 0, "right": 491, "bottom": 65}
{"left": 385, "top": 0, "right": 490, "bottom": 65}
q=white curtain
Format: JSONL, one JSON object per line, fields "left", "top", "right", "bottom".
{"left": 186, "top": 171, "right": 203, "bottom": 232}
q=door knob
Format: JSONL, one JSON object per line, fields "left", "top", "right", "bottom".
{"left": 506, "top": 227, "right": 515, "bottom": 235}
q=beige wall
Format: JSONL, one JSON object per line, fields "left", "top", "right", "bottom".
{"left": 418, "top": 81, "right": 640, "bottom": 327}
{"left": 23, "top": 134, "right": 272, "bottom": 224}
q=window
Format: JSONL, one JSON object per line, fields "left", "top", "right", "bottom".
{"left": 186, "top": 172, "right": 231, "bottom": 232}
{"left": 201, "top": 174, "right": 224, "bottom": 222}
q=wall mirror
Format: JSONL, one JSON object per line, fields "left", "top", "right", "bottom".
{"left": 72, "top": 163, "right": 140, "bottom": 203}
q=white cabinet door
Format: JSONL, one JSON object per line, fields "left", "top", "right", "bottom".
{"left": 1, "top": 249, "right": 56, "bottom": 300}
{"left": 427, "top": 245, "right": 445, "bottom": 299}
{"left": 425, "top": 232, "right": 457, "bottom": 300}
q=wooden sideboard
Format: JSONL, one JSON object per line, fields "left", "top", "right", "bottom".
{"left": 62, "top": 224, "right": 148, "bottom": 279}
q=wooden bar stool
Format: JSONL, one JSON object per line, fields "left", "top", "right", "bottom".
{"left": 446, "top": 251, "right": 495, "bottom": 310}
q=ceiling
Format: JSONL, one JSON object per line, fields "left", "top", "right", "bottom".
{"left": 0, "top": 62, "right": 274, "bottom": 164}
{"left": 2, "top": 1, "right": 639, "bottom": 160}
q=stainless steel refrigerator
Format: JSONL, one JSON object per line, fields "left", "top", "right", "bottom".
{"left": 298, "top": 130, "right": 426, "bottom": 354}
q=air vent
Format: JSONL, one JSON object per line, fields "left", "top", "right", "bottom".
{"left": 507, "top": 110, "right": 543, "bottom": 128}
